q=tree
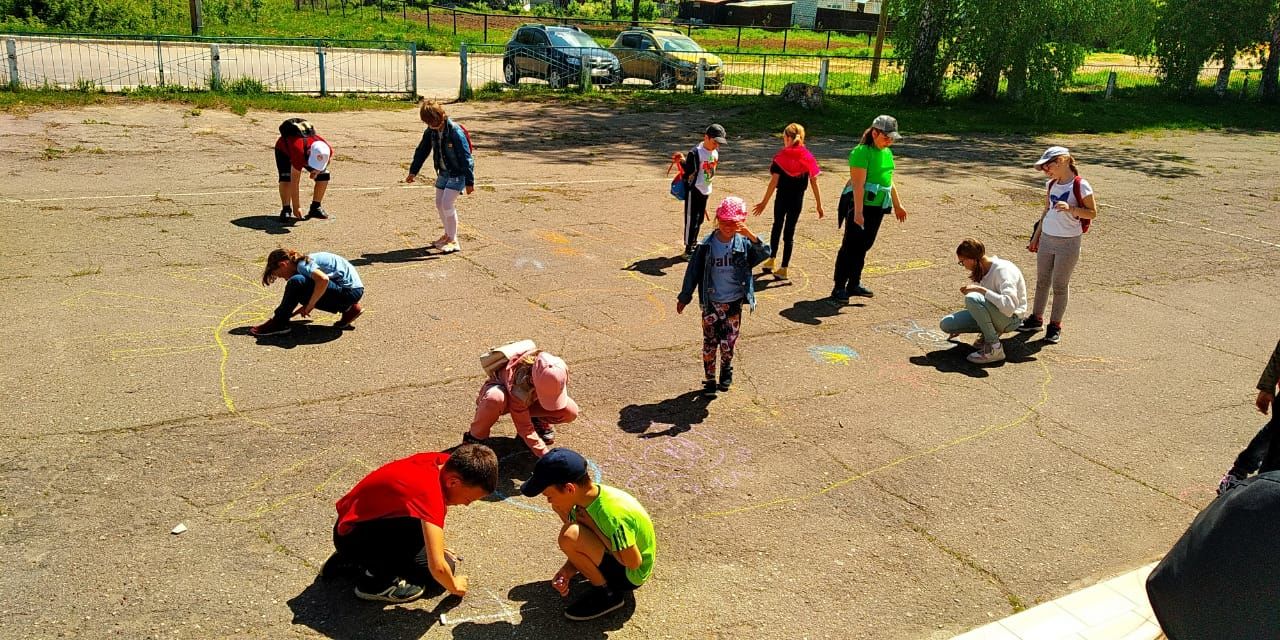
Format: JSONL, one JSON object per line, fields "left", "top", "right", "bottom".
{"left": 1264, "top": 8, "right": 1280, "bottom": 101}
{"left": 895, "top": 0, "right": 952, "bottom": 104}
{"left": 1154, "top": 0, "right": 1271, "bottom": 96}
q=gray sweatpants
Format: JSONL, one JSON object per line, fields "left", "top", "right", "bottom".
{"left": 1032, "top": 233, "right": 1081, "bottom": 324}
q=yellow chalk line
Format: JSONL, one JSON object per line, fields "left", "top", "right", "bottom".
{"left": 696, "top": 359, "right": 1053, "bottom": 519}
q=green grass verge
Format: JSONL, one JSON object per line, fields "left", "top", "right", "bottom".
{"left": 0, "top": 86, "right": 413, "bottom": 115}
{"left": 472, "top": 83, "right": 1280, "bottom": 136}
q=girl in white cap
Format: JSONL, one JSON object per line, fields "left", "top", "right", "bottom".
{"left": 464, "top": 342, "right": 577, "bottom": 458}
{"left": 676, "top": 196, "right": 771, "bottom": 392}
{"left": 1021, "top": 146, "right": 1097, "bottom": 344}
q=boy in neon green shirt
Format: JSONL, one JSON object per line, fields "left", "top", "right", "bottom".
{"left": 521, "top": 448, "right": 656, "bottom": 621}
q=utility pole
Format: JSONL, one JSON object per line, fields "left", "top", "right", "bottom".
{"left": 869, "top": 0, "right": 889, "bottom": 84}
{"left": 189, "top": 0, "right": 203, "bottom": 34}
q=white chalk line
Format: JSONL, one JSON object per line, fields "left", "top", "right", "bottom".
{"left": 0, "top": 176, "right": 670, "bottom": 204}
{"left": 985, "top": 175, "right": 1280, "bottom": 250}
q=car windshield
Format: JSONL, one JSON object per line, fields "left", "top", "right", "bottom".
{"left": 659, "top": 36, "right": 703, "bottom": 52}
{"left": 549, "top": 31, "right": 601, "bottom": 48}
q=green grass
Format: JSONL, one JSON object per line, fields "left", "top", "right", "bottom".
{"left": 0, "top": 85, "right": 413, "bottom": 115}
{"left": 473, "top": 84, "right": 1280, "bottom": 135}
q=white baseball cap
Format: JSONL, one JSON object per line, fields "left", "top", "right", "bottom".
{"left": 1034, "top": 146, "right": 1069, "bottom": 168}
{"left": 307, "top": 140, "right": 331, "bottom": 172}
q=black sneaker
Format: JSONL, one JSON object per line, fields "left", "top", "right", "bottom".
{"left": 1044, "top": 323, "right": 1062, "bottom": 344}
{"left": 462, "top": 431, "right": 486, "bottom": 446}
{"left": 850, "top": 284, "right": 875, "bottom": 298}
{"left": 354, "top": 571, "right": 425, "bottom": 604}
{"left": 702, "top": 378, "right": 718, "bottom": 394}
{"left": 564, "top": 586, "right": 625, "bottom": 621}
{"left": 1017, "top": 315, "right": 1043, "bottom": 332}
{"left": 830, "top": 287, "right": 850, "bottom": 303}
{"left": 319, "top": 550, "right": 359, "bottom": 579}
{"left": 305, "top": 207, "right": 330, "bottom": 220}
{"left": 717, "top": 367, "right": 733, "bottom": 392}
{"left": 279, "top": 207, "right": 293, "bottom": 221}
{"left": 533, "top": 418, "right": 556, "bottom": 446}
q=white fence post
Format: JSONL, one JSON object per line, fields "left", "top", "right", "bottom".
{"left": 317, "top": 44, "right": 327, "bottom": 96}
{"left": 5, "top": 38, "right": 17, "bottom": 90}
{"left": 458, "top": 42, "right": 470, "bottom": 101}
{"left": 695, "top": 59, "right": 706, "bottom": 93}
{"left": 818, "top": 58, "right": 829, "bottom": 90}
{"left": 155, "top": 37, "right": 165, "bottom": 86}
{"left": 408, "top": 42, "right": 417, "bottom": 99}
{"left": 209, "top": 43, "right": 220, "bottom": 90}
{"left": 1104, "top": 71, "right": 1116, "bottom": 99}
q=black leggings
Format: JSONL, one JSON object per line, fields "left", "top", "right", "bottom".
{"left": 833, "top": 204, "right": 889, "bottom": 290}
{"left": 333, "top": 517, "right": 433, "bottom": 586}
{"left": 769, "top": 187, "right": 806, "bottom": 267}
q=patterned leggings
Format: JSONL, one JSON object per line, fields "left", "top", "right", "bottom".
{"left": 701, "top": 300, "right": 743, "bottom": 379}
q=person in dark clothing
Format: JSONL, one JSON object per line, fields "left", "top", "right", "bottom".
{"left": 1218, "top": 339, "right": 1280, "bottom": 495}
{"left": 750, "top": 122, "right": 825, "bottom": 281}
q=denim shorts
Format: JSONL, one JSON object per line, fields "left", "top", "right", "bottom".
{"left": 435, "top": 173, "right": 465, "bottom": 192}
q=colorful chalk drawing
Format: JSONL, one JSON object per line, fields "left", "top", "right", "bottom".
{"left": 874, "top": 318, "right": 953, "bottom": 350}
{"left": 489, "top": 452, "right": 603, "bottom": 515}
{"left": 808, "top": 345, "right": 859, "bottom": 365}
{"left": 603, "top": 428, "right": 752, "bottom": 500}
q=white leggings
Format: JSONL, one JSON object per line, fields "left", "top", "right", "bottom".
{"left": 435, "top": 187, "right": 460, "bottom": 240}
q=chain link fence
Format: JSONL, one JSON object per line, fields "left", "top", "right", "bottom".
{"left": 2, "top": 34, "right": 418, "bottom": 95}
{"left": 460, "top": 42, "right": 904, "bottom": 97}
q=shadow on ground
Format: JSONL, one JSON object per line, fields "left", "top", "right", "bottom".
{"left": 779, "top": 298, "right": 865, "bottom": 325}
{"left": 622, "top": 255, "right": 685, "bottom": 277}
{"left": 908, "top": 332, "right": 1045, "bottom": 378}
{"left": 448, "top": 581, "right": 634, "bottom": 639}
{"left": 228, "top": 321, "right": 344, "bottom": 348}
{"left": 618, "top": 390, "right": 714, "bottom": 438}
{"left": 287, "top": 575, "right": 459, "bottom": 640}
{"left": 231, "top": 214, "right": 296, "bottom": 235}
{"left": 349, "top": 247, "right": 442, "bottom": 267}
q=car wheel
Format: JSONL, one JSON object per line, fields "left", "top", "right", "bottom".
{"left": 657, "top": 67, "right": 675, "bottom": 90}
{"left": 503, "top": 59, "right": 520, "bottom": 86}
{"left": 548, "top": 66, "right": 566, "bottom": 89}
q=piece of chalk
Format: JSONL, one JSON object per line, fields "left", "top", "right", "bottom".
{"left": 171, "top": 523, "right": 188, "bottom": 535}
{"left": 439, "top": 613, "right": 448, "bottom": 625}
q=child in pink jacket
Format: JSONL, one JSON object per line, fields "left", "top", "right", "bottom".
{"left": 464, "top": 344, "right": 577, "bottom": 458}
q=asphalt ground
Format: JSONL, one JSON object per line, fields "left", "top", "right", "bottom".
{"left": 2, "top": 102, "right": 1278, "bottom": 639}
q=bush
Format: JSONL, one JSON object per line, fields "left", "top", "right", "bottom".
{"left": 225, "top": 76, "right": 267, "bottom": 94}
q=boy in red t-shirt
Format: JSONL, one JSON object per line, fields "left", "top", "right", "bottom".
{"left": 323, "top": 444, "right": 498, "bottom": 603}
{"left": 274, "top": 118, "right": 333, "bottom": 221}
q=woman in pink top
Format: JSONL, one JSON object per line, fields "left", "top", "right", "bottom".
{"left": 464, "top": 344, "right": 577, "bottom": 457}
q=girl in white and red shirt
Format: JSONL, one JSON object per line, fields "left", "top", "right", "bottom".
{"left": 1021, "top": 146, "right": 1097, "bottom": 344}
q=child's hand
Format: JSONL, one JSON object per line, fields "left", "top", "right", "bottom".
{"left": 552, "top": 567, "right": 575, "bottom": 597}
{"left": 671, "top": 152, "right": 685, "bottom": 164}
{"left": 1258, "top": 390, "right": 1274, "bottom": 414}
{"left": 751, "top": 202, "right": 766, "bottom": 216}
{"left": 405, "top": 174, "right": 417, "bottom": 183}
{"left": 451, "top": 574, "right": 469, "bottom": 597}
{"left": 676, "top": 301, "right": 687, "bottom": 315}
{"left": 465, "top": 185, "right": 475, "bottom": 195}
{"left": 816, "top": 205, "right": 825, "bottom": 219}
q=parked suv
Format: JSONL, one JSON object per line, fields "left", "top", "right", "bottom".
{"left": 610, "top": 28, "right": 724, "bottom": 89}
{"left": 503, "top": 24, "right": 621, "bottom": 88}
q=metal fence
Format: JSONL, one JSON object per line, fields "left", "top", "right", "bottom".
{"left": 1, "top": 34, "right": 418, "bottom": 95}
{"left": 460, "top": 43, "right": 904, "bottom": 98}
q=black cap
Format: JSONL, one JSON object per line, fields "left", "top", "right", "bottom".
{"left": 519, "top": 448, "right": 588, "bottom": 497}
{"left": 706, "top": 123, "right": 727, "bottom": 144}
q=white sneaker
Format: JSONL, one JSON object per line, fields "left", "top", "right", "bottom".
{"left": 439, "top": 240, "right": 461, "bottom": 254}
{"left": 431, "top": 235, "right": 450, "bottom": 248}
{"left": 966, "top": 340, "right": 1005, "bottom": 364}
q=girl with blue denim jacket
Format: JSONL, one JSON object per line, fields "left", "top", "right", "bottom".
{"left": 406, "top": 100, "right": 475, "bottom": 254}
{"left": 676, "top": 196, "right": 771, "bottom": 393}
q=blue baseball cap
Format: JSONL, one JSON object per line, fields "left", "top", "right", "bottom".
{"left": 520, "top": 448, "right": 588, "bottom": 497}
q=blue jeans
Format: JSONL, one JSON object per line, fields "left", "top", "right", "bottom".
{"left": 939, "top": 292, "right": 1020, "bottom": 343}
{"left": 434, "top": 172, "right": 465, "bottom": 192}
{"left": 273, "top": 274, "right": 364, "bottom": 323}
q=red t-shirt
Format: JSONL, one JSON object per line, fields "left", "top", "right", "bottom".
{"left": 274, "top": 133, "right": 330, "bottom": 171}
{"left": 334, "top": 452, "right": 449, "bottom": 536}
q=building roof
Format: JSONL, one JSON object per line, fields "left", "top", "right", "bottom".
{"left": 730, "top": 0, "right": 794, "bottom": 6}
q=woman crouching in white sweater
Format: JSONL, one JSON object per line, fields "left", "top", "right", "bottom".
{"left": 940, "top": 238, "right": 1028, "bottom": 365}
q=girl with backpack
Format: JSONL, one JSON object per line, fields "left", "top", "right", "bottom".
{"left": 750, "top": 122, "right": 825, "bottom": 280}
{"left": 406, "top": 100, "right": 475, "bottom": 254}
{"left": 1020, "top": 146, "right": 1097, "bottom": 344}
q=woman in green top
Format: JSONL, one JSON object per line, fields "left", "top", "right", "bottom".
{"left": 832, "top": 114, "right": 909, "bottom": 301}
